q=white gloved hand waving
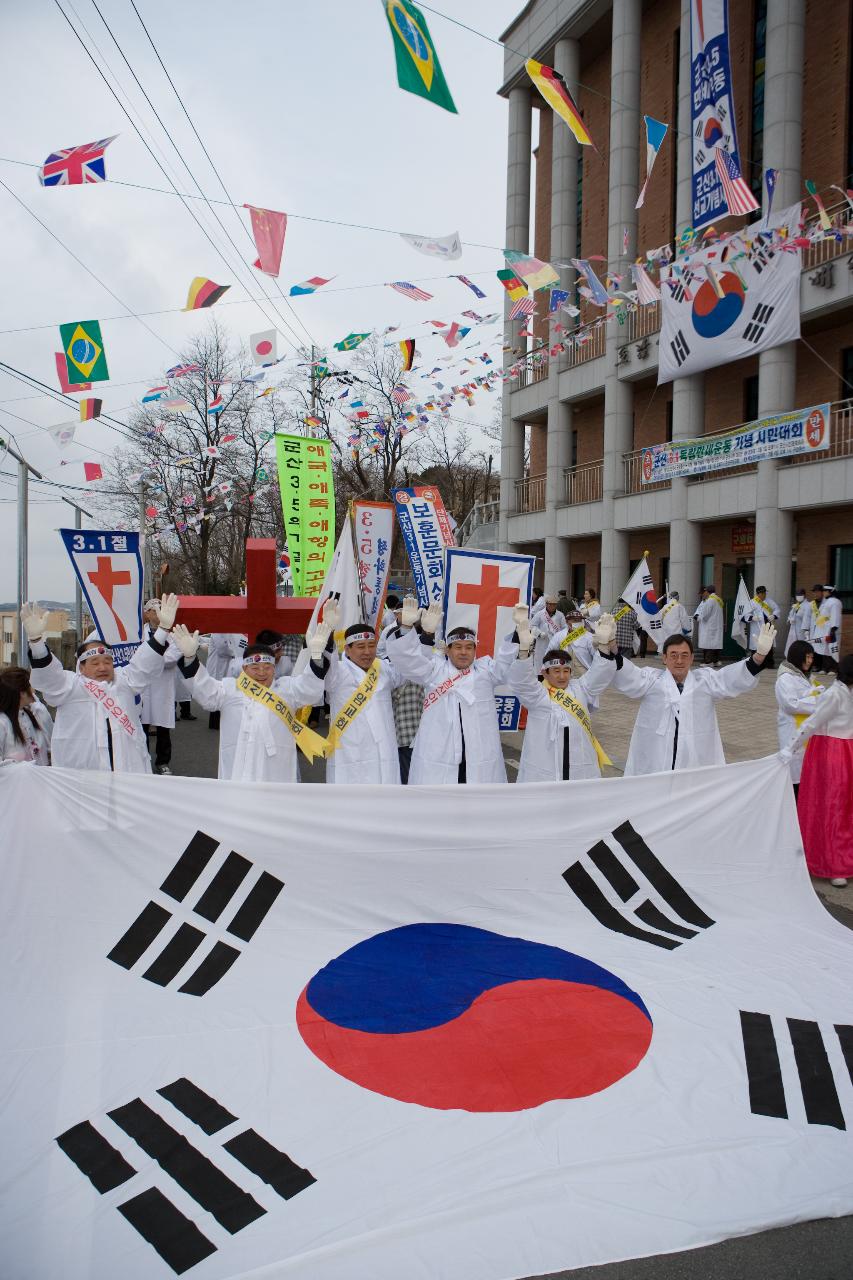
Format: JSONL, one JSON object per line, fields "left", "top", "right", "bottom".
{"left": 171, "top": 624, "right": 199, "bottom": 659}
{"left": 401, "top": 595, "right": 421, "bottom": 628}
{"left": 21, "top": 602, "right": 49, "bottom": 642}
{"left": 308, "top": 619, "right": 332, "bottom": 661}
{"left": 755, "top": 622, "right": 777, "bottom": 657}
{"left": 321, "top": 595, "right": 341, "bottom": 634}
{"left": 593, "top": 612, "right": 618, "bottom": 652}
{"left": 158, "top": 593, "right": 180, "bottom": 631}
{"left": 421, "top": 601, "right": 443, "bottom": 635}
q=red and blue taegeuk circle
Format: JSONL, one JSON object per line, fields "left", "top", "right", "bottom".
{"left": 296, "top": 923, "right": 653, "bottom": 1111}
{"left": 703, "top": 116, "right": 724, "bottom": 148}
{"left": 691, "top": 271, "right": 745, "bottom": 339}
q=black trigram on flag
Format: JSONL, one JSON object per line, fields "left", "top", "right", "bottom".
{"left": 669, "top": 330, "right": 691, "bottom": 367}
{"left": 56, "top": 1078, "right": 315, "bottom": 1273}
{"left": 563, "top": 820, "right": 715, "bottom": 949}
{"left": 108, "top": 831, "right": 283, "bottom": 995}
{"left": 743, "top": 302, "right": 775, "bottom": 344}
{"left": 748, "top": 244, "right": 776, "bottom": 274}
{"left": 740, "top": 1012, "right": 853, "bottom": 1131}
{"left": 667, "top": 269, "right": 696, "bottom": 305}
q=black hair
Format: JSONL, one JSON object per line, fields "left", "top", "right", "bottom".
{"left": 839, "top": 655, "right": 853, "bottom": 687}
{"left": 812, "top": 584, "right": 824, "bottom": 592}
{"left": 0, "top": 667, "right": 37, "bottom": 745}
{"left": 255, "top": 629, "right": 284, "bottom": 647}
{"left": 702, "top": 584, "right": 715, "bottom": 592}
{"left": 786, "top": 639, "right": 814, "bottom": 673}
{"left": 662, "top": 633, "right": 694, "bottom": 654}
{"left": 243, "top": 644, "right": 276, "bottom": 660}
{"left": 344, "top": 623, "right": 374, "bottom": 641}
{"left": 386, "top": 595, "right": 401, "bottom": 609}
{"left": 586, "top": 585, "right": 598, "bottom": 597}
{"left": 756, "top": 585, "right": 766, "bottom": 593}
{"left": 542, "top": 649, "right": 571, "bottom": 665}
{"left": 76, "top": 639, "right": 110, "bottom": 659}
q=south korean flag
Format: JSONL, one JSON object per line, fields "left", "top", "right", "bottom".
{"left": 658, "top": 203, "right": 802, "bottom": 384}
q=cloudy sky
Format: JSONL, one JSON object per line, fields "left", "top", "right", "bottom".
{"left": 0, "top": 0, "right": 524, "bottom": 602}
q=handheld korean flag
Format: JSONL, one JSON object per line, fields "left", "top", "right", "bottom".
{"left": 382, "top": 0, "right": 457, "bottom": 113}
{"left": 620, "top": 556, "right": 664, "bottom": 638}
{"left": 731, "top": 574, "right": 752, "bottom": 649}
{"left": 59, "top": 529, "right": 144, "bottom": 665}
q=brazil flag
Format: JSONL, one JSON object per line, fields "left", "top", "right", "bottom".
{"left": 382, "top": 0, "right": 457, "bottom": 114}
{"left": 59, "top": 319, "right": 110, "bottom": 385}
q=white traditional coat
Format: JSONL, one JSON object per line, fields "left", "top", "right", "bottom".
{"left": 324, "top": 651, "right": 405, "bottom": 784}
{"left": 183, "top": 660, "right": 326, "bottom": 782}
{"left": 612, "top": 656, "right": 759, "bottom": 775}
{"left": 386, "top": 627, "right": 513, "bottom": 785}
{"left": 580, "top": 600, "right": 602, "bottom": 623}
{"left": 784, "top": 599, "right": 812, "bottom": 653}
{"left": 28, "top": 634, "right": 168, "bottom": 772}
{"left": 774, "top": 663, "right": 826, "bottom": 782}
{"left": 506, "top": 644, "right": 617, "bottom": 781}
{"left": 659, "top": 600, "right": 692, "bottom": 640}
{"left": 694, "top": 595, "right": 724, "bottom": 650}
{"left": 140, "top": 623, "right": 181, "bottom": 728}
{"left": 811, "top": 596, "right": 842, "bottom": 658}
{"left": 531, "top": 607, "right": 567, "bottom": 669}
{"left": 0, "top": 700, "right": 53, "bottom": 766}
{"left": 745, "top": 596, "right": 780, "bottom": 649}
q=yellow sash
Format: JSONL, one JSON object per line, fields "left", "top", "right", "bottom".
{"left": 612, "top": 604, "right": 631, "bottom": 621}
{"left": 710, "top": 594, "right": 723, "bottom": 608}
{"left": 559, "top": 623, "right": 589, "bottom": 650}
{"left": 546, "top": 685, "right": 612, "bottom": 767}
{"left": 325, "top": 659, "right": 382, "bottom": 755}
{"left": 793, "top": 683, "right": 824, "bottom": 729}
{"left": 236, "top": 671, "right": 329, "bottom": 763}
{"left": 753, "top": 597, "right": 773, "bottom": 616}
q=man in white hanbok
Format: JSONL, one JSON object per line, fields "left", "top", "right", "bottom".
{"left": 659, "top": 591, "right": 692, "bottom": 642}
{"left": 609, "top": 623, "right": 775, "bottom": 776}
{"left": 745, "top": 586, "right": 780, "bottom": 668}
{"left": 784, "top": 589, "right": 812, "bottom": 655}
{"left": 385, "top": 597, "right": 513, "bottom": 785}
{"left": 530, "top": 594, "right": 568, "bottom": 670}
{"left": 22, "top": 595, "right": 180, "bottom": 774}
{"left": 811, "top": 585, "right": 842, "bottom": 673}
{"left": 693, "top": 585, "right": 725, "bottom": 665}
{"left": 140, "top": 598, "right": 182, "bottom": 774}
{"left": 172, "top": 625, "right": 328, "bottom": 783}
{"left": 506, "top": 609, "right": 619, "bottom": 782}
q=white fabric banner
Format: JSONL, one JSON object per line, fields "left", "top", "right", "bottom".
{"left": 399, "top": 230, "right": 462, "bottom": 260}
{"left": 3, "top": 759, "right": 853, "bottom": 1280}
{"left": 658, "top": 205, "right": 801, "bottom": 383}
{"left": 351, "top": 500, "right": 395, "bottom": 631}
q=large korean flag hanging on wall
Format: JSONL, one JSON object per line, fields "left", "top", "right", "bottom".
{"left": 2, "top": 758, "right": 853, "bottom": 1280}
{"left": 658, "top": 204, "right": 801, "bottom": 384}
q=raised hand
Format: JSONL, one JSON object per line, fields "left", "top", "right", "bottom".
{"left": 755, "top": 622, "right": 777, "bottom": 658}
{"left": 321, "top": 596, "right": 341, "bottom": 633}
{"left": 420, "top": 600, "right": 443, "bottom": 635}
{"left": 308, "top": 619, "right": 332, "bottom": 661}
{"left": 593, "top": 612, "right": 617, "bottom": 651}
{"left": 400, "top": 595, "right": 421, "bottom": 628}
{"left": 20, "top": 602, "right": 49, "bottom": 642}
{"left": 158, "top": 593, "right": 180, "bottom": 631}
{"left": 171, "top": 624, "right": 200, "bottom": 659}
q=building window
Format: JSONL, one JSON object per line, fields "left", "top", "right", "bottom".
{"left": 572, "top": 563, "right": 586, "bottom": 600}
{"left": 665, "top": 401, "right": 674, "bottom": 442}
{"left": 3, "top": 631, "right": 11, "bottom": 645}
{"left": 831, "top": 545, "right": 853, "bottom": 613}
{"left": 701, "top": 554, "right": 715, "bottom": 587}
{"left": 749, "top": 0, "right": 767, "bottom": 200}
{"left": 744, "top": 374, "right": 759, "bottom": 423}
{"left": 841, "top": 347, "right": 853, "bottom": 402}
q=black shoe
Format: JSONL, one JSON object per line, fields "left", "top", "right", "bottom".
{"left": 180, "top": 713, "right": 198, "bottom": 721}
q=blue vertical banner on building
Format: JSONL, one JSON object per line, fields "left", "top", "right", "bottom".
{"left": 690, "top": 0, "right": 741, "bottom": 228}
{"left": 59, "top": 529, "right": 144, "bottom": 665}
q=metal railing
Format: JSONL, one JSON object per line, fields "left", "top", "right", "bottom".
{"left": 514, "top": 473, "right": 546, "bottom": 513}
{"left": 456, "top": 499, "right": 500, "bottom": 544}
{"left": 515, "top": 361, "right": 549, "bottom": 390}
{"left": 622, "top": 400, "right": 853, "bottom": 494}
{"left": 622, "top": 301, "right": 661, "bottom": 345}
{"left": 563, "top": 459, "right": 603, "bottom": 505}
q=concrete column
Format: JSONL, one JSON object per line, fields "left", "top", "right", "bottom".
{"left": 754, "top": 0, "right": 804, "bottom": 621}
{"left": 544, "top": 37, "right": 579, "bottom": 594}
{"left": 668, "top": 0, "right": 703, "bottom": 610}
{"left": 499, "top": 85, "right": 533, "bottom": 553}
{"left": 600, "top": 0, "right": 641, "bottom": 604}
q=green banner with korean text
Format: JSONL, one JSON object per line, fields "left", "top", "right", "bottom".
{"left": 275, "top": 434, "right": 335, "bottom": 597}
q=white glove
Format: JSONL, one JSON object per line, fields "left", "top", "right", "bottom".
{"left": 321, "top": 596, "right": 341, "bottom": 634}
{"left": 308, "top": 619, "right": 332, "bottom": 661}
{"left": 21, "top": 602, "right": 49, "bottom": 642}
{"left": 593, "top": 613, "right": 618, "bottom": 652}
{"left": 158, "top": 593, "right": 179, "bottom": 631}
{"left": 755, "top": 622, "right": 777, "bottom": 657}
{"left": 512, "top": 603, "right": 529, "bottom": 632}
{"left": 400, "top": 595, "right": 421, "bottom": 628}
{"left": 171, "top": 624, "right": 199, "bottom": 659}
{"left": 421, "top": 601, "right": 443, "bottom": 635}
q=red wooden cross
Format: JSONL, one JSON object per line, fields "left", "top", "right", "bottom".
{"left": 175, "top": 539, "right": 314, "bottom": 637}
{"left": 455, "top": 563, "right": 521, "bottom": 655}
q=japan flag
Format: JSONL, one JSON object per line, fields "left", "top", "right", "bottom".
{"left": 249, "top": 331, "right": 278, "bottom": 367}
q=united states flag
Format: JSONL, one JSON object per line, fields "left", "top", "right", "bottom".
{"left": 391, "top": 385, "right": 412, "bottom": 404}
{"left": 388, "top": 281, "right": 433, "bottom": 301}
{"left": 38, "top": 135, "right": 117, "bottom": 186}
{"left": 714, "top": 149, "right": 760, "bottom": 216}
{"left": 509, "top": 296, "right": 536, "bottom": 319}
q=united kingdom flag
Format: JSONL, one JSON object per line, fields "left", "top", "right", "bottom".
{"left": 38, "top": 135, "right": 117, "bottom": 187}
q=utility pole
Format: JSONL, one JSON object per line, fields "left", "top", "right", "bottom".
{"left": 60, "top": 496, "right": 93, "bottom": 639}
{"left": 1, "top": 434, "right": 42, "bottom": 666}
{"left": 309, "top": 343, "right": 318, "bottom": 426}
{"left": 138, "top": 479, "right": 153, "bottom": 598}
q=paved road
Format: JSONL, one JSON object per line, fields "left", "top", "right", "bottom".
{"left": 160, "top": 662, "right": 853, "bottom": 1280}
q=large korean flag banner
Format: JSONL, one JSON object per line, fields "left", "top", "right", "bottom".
{"left": 59, "top": 527, "right": 143, "bottom": 665}
{"left": 658, "top": 205, "right": 801, "bottom": 384}
{"left": 3, "top": 759, "right": 853, "bottom": 1280}
{"left": 444, "top": 547, "right": 533, "bottom": 732}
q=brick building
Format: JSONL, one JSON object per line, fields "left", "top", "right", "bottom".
{"left": 498, "top": 0, "right": 853, "bottom": 652}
